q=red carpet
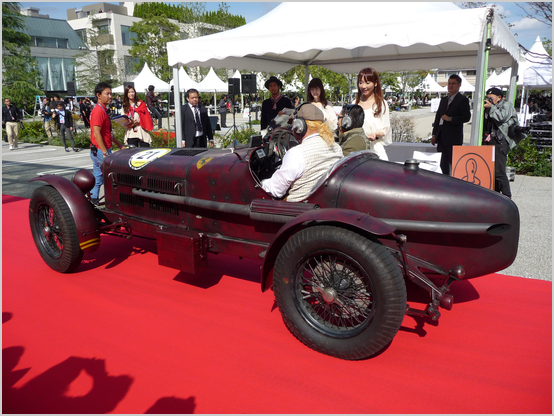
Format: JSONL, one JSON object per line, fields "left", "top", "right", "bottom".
{"left": 3, "top": 195, "right": 552, "bottom": 414}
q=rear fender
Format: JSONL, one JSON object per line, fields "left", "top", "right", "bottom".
{"left": 260, "top": 208, "right": 395, "bottom": 292}
{"left": 30, "top": 175, "right": 100, "bottom": 253}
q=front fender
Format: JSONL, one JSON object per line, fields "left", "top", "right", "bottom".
{"left": 30, "top": 175, "right": 100, "bottom": 253}
{"left": 260, "top": 208, "right": 395, "bottom": 292}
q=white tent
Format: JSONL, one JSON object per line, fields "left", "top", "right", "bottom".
{"left": 523, "top": 36, "right": 552, "bottom": 90}
{"left": 458, "top": 71, "right": 475, "bottom": 93}
{"left": 167, "top": 2, "right": 520, "bottom": 147}
{"left": 112, "top": 63, "right": 170, "bottom": 93}
{"left": 170, "top": 67, "right": 202, "bottom": 92}
{"left": 485, "top": 70, "right": 500, "bottom": 90}
{"left": 420, "top": 74, "right": 446, "bottom": 93}
{"left": 196, "top": 67, "right": 228, "bottom": 93}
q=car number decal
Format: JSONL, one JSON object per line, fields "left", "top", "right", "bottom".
{"left": 129, "top": 149, "right": 171, "bottom": 170}
{"left": 196, "top": 157, "right": 213, "bottom": 170}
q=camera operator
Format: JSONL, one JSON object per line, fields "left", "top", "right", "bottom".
{"left": 41, "top": 97, "right": 54, "bottom": 140}
{"left": 482, "top": 87, "right": 518, "bottom": 198}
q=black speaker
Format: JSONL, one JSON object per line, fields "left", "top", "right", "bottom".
{"left": 123, "top": 82, "right": 135, "bottom": 91}
{"left": 66, "top": 81, "right": 76, "bottom": 96}
{"left": 241, "top": 74, "right": 257, "bottom": 94}
{"left": 228, "top": 78, "right": 240, "bottom": 97}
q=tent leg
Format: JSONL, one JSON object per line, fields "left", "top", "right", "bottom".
{"left": 174, "top": 66, "right": 182, "bottom": 148}
{"left": 470, "top": 8, "right": 493, "bottom": 147}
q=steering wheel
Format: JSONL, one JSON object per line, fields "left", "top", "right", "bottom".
{"left": 272, "top": 128, "right": 298, "bottom": 160}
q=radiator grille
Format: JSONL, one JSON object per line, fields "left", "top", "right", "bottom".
{"left": 119, "top": 192, "right": 145, "bottom": 207}
{"left": 146, "top": 177, "right": 179, "bottom": 193}
{"left": 149, "top": 199, "right": 180, "bottom": 216}
{"left": 115, "top": 172, "right": 142, "bottom": 187}
{"left": 171, "top": 149, "right": 207, "bottom": 157}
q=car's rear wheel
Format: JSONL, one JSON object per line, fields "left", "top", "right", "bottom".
{"left": 273, "top": 226, "right": 406, "bottom": 360}
{"left": 29, "top": 186, "right": 83, "bottom": 273}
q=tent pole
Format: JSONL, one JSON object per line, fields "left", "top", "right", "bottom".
{"left": 508, "top": 59, "right": 518, "bottom": 105}
{"left": 174, "top": 66, "right": 182, "bottom": 148}
{"left": 304, "top": 64, "right": 309, "bottom": 101}
{"left": 470, "top": 9, "right": 493, "bottom": 147}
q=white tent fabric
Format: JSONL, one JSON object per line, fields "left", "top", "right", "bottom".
{"left": 485, "top": 70, "right": 500, "bottom": 90}
{"left": 420, "top": 74, "right": 447, "bottom": 93}
{"left": 112, "top": 63, "right": 170, "bottom": 93}
{"left": 523, "top": 36, "right": 552, "bottom": 89}
{"left": 196, "top": 67, "right": 228, "bottom": 93}
{"left": 458, "top": 71, "right": 475, "bottom": 93}
{"left": 170, "top": 67, "right": 202, "bottom": 92}
{"left": 167, "top": 3, "right": 519, "bottom": 74}
{"left": 167, "top": 2, "right": 519, "bottom": 147}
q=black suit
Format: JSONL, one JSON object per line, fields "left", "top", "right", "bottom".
{"left": 432, "top": 93, "right": 471, "bottom": 175}
{"left": 181, "top": 103, "right": 214, "bottom": 148}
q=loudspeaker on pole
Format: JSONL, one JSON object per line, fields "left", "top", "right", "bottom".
{"left": 228, "top": 78, "right": 240, "bottom": 96}
{"left": 241, "top": 74, "right": 257, "bottom": 94}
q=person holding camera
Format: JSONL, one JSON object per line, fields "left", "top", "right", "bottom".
{"left": 2, "top": 98, "right": 22, "bottom": 150}
{"left": 41, "top": 97, "right": 54, "bottom": 140}
{"left": 218, "top": 94, "right": 228, "bottom": 128}
{"left": 431, "top": 74, "right": 471, "bottom": 175}
{"left": 482, "top": 87, "right": 518, "bottom": 198}
{"left": 146, "top": 85, "right": 162, "bottom": 130}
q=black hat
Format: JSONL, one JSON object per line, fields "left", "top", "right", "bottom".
{"left": 265, "top": 76, "right": 283, "bottom": 89}
{"left": 486, "top": 87, "right": 503, "bottom": 97}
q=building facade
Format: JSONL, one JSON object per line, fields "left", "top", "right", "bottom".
{"left": 18, "top": 9, "right": 87, "bottom": 93}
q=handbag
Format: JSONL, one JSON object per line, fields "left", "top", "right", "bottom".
{"left": 507, "top": 120, "right": 527, "bottom": 145}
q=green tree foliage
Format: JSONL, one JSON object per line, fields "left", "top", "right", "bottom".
{"left": 128, "top": 16, "right": 181, "bottom": 82}
{"left": 133, "top": 1, "right": 245, "bottom": 28}
{"left": 542, "top": 37, "right": 552, "bottom": 55}
{"left": 2, "top": 2, "right": 43, "bottom": 113}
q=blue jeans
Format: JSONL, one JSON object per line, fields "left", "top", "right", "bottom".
{"left": 90, "top": 148, "right": 112, "bottom": 199}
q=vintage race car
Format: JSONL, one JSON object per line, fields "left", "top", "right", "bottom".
{"left": 28, "top": 129, "right": 519, "bottom": 360}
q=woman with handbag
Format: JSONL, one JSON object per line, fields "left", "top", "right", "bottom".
{"left": 123, "top": 85, "right": 154, "bottom": 147}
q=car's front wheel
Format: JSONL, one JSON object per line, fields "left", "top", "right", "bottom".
{"left": 273, "top": 226, "right": 406, "bottom": 360}
{"left": 29, "top": 186, "right": 83, "bottom": 273}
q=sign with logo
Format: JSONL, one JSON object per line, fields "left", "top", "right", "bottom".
{"left": 452, "top": 146, "right": 495, "bottom": 190}
{"left": 129, "top": 149, "right": 171, "bottom": 170}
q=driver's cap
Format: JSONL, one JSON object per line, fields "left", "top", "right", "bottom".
{"left": 296, "top": 103, "right": 325, "bottom": 122}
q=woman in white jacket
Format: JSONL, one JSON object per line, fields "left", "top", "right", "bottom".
{"left": 354, "top": 67, "right": 392, "bottom": 160}
{"left": 307, "top": 77, "right": 338, "bottom": 133}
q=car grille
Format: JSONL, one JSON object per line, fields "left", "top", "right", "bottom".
{"left": 171, "top": 149, "right": 207, "bottom": 157}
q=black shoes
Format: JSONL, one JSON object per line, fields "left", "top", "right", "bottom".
{"left": 65, "top": 148, "right": 70, "bottom": 152}
{"left": 73, "top": 148, "right": 79, "bottom": 152}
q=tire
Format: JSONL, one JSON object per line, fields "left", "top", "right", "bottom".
{"left": 273, "top": 226, "right": 406, "bottom": 360}
{"left": 29, "top": 186, "right": 83, "bottom": 273}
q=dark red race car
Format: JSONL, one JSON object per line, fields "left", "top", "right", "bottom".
{"left": 28, "top": 129, "right": 519, "bottom": 360}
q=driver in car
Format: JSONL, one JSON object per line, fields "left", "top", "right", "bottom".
{"left": 261, "top": 103, "right": 343, "bottom": 202}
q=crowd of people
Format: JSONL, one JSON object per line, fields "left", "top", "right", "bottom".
{"left": 3, "top": 65, "right": 551, "bottom": 202}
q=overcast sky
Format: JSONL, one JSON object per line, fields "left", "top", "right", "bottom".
{"left": 19, "top": 1, "right": 551, "bottom": 52}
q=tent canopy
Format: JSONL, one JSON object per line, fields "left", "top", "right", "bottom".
{"left": 170, "top": 67, "right": 201, "bottom": 92}
{"left": 167, "top": 2, "right": 519, "bottom": 74}
{"left": 523, "top": 36, "right": 552, "bottom": 90}
{"left": 196, "top": 67, "right": 228, "bottom": 93}
{"left": 458, "top": 71, "right": 475, "bottom": 93}
{"left": 113, "top": 63, "right": 170, "bottom": 93}
{"left": 420, "top": 74, "right": 446, "bottom": 93}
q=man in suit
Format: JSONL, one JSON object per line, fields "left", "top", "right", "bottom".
{"left": 181, "top": 88, "right": 214, "bottom": 148}
{"left": 431, "top": 74, "right": 471, "bottom": 175}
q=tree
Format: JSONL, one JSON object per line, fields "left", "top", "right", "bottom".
{"left": 128, "top": 16, "right": 181, "bottom": 82}
{"left": 397, "top": 70, "right": 429, "bottom": 98}
{"left": 2, "top": 2, "right": 43, "bottom": 113}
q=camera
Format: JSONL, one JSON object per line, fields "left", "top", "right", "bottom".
{"left": 484, "top": 97, "right": 494, "bottom": 104}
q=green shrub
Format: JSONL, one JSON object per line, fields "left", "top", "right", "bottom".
{"left": 507, "top": 137, "right": 552, "bottom": 177}
{"left": 219, "top": 125, "right": 258, "bottom": 148}
{"left": 19, "top": 121, "right": 48, "bottom": 144}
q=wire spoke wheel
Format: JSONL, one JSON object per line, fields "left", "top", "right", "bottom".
{"left": 294, "top": 250, "right": 375, "bottom": 338}
{"left": 274, "top": 226, "right": 406, "bottom": 360}
{"left": 29, "top": 186, "right": 83, "bottom": 273}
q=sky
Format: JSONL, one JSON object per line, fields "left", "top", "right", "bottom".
{"left": 18, "top": 1, "right": 551, "bottom": 51}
